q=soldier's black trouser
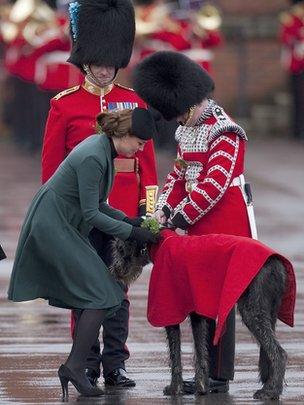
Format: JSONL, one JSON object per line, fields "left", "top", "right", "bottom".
{"left": 207, "top": 308, "right": 235, "bottom": 380}
{"left": 291, "top": 72, "right": 304, "bottom": 140}
{"left": 73, "top": 228, "right": 130, "bottom": 378}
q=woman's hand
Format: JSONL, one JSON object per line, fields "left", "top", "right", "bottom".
{"left": 123, "top": 216, "right": 144, "bottom": 227}
{"left": 128, "top": 227, "right": 160, "bottom": 245}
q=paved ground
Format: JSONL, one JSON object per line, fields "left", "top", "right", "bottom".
{"left": 0, "top": 137, "right": 303, "bottom": 404}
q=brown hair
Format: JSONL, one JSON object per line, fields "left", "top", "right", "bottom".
{"left": 96, "top": 109, "right": 133, "bottom": 138}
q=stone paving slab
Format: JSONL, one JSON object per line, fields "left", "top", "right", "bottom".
{"left": 0, "top": 138, "right": 303, "bottom": 404}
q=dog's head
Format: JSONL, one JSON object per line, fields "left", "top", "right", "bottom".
{"left": 109, "top": 239, "right": 150, "bottom": 286}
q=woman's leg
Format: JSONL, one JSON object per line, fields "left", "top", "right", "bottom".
{"left": 65, "top": 309, "right": 106, "bottom": 386}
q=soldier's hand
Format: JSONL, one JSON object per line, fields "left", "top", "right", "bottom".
{"left": 170, "top": 212, "right": 190, "bottom": 230}
{"left": 153, "top": 209, "right": 167, "bottom": 225}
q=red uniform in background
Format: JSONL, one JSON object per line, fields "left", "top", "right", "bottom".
{"left": 35, "top": 50, "right": 84, "bottom": 91}
{"left": 33, "top": 15, "right": 84, "bottom": 91}
{"left": 133, "top": 1, "right": 223, "bottom": 73}
{"left": 279, "top": 0, "right": 304, "bottom": 139}
{"left": 182, "top": 24, "right": 222, "bottom": 73}
{"left": 280, "top": 3, "right": 304, "bottom": 74}
{"left": 3, "top": 12, "right": 83, "bottom": 92}
{"left": 42, "top": 79, "right": 158, "bottom": 216}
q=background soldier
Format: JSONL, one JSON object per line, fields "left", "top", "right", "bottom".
{"left": 0, "top": 0, "right": 79, "bottom": 150}
{"left": 279, "top": 0, "right": 304, "bottom": 140}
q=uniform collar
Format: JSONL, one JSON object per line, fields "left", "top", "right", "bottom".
{"left": 82, "top": 77, "right": 114, "bottom": 96}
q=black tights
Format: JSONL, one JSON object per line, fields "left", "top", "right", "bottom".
{"left": 65, "top": 309, "right": 106, "bottom": 385}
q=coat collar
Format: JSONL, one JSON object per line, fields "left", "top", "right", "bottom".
{"left": 82, "top": 77, "right": 114, "bottom": 96}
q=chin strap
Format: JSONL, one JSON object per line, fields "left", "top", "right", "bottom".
{"left": 83, "top": 64, "right": 118, "bottom": 88}
{"left": 179, "top": 105, "right": 197, "bottom": 126}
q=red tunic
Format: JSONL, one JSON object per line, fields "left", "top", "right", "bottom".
{"left": 148, "top": 230, "right": 296, "bottom": 345}
{"left": 4, "top": 23, "right": 70, "bottom": 83}
{"left": 41, "top": 81, "right": 158, "bottom": 216}
{"left": 157, "top": 101, "right": 251, "bottom": 238}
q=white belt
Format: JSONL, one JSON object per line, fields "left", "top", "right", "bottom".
{"left": 230, "top": 176, "right": 242, "bottom": 187}
{"left": 185, "top": 174, "right": 258, "bottom": 239}
{"left": 187, "top": 175, "right": 241, "bottom": 193}
{"left": 235, "top": 174, "right": 258, "bottom": 240}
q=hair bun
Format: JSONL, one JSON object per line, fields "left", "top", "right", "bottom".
{"left": 96, "top": 109, "right": 133, "bottom": 138}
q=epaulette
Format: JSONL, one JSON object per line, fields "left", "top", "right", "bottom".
{"left": 53, "top": 85, "right": 80, "bottom": 101}
{"left": 279, "top": 11, "right": 293, "bottom": 25}
{"left": 115, "top": 83, "right": 135, "bottom": 92}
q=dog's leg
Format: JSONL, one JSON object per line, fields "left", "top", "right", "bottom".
{"left": 163, "top": 325, "right": 183, "bottom": 396}
{"left": 258, "top": 347, "right": 271, "bottom": 384}
{"left": 258, "top": 309, "right": 277, "bottom": 385}
{"left": 238, "top": 257, "right": 287, "bottom": 400}
{"left": 190, "top": 312, "right": 209, "bottom": 395}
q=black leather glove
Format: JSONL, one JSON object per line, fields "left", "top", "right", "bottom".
{"left": 128, "top": 227, "right": 160, "bottom": 245}
{"left": 162, "top": 205, "right": 171, "bottom": 219}
{"left": 138, "top": 204, "right": 146, "bottom": 217}
{"left": 170, "top": 212, "right": 190, "bottom": 230}
{"left": 123, "top": 216, "right": 144, "bottom": 227}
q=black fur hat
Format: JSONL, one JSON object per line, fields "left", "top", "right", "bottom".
{"left": 132, "top": 108, "right": 157, "bottom": 140}
{"left": 68, "top": 0, "right": 135, "bottom": 70}
{"left": 133, "top": 51, "right": 215, "bottom": 120}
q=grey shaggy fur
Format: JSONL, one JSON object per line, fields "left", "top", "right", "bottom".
{"left": 109, "top": 239, "right": 150, "bottom": 286}
{"left": 164, "top": 256, "right": 288, "bottom": 400}
{"left": 110, "top": 239, "right": 289, "bottom": 400}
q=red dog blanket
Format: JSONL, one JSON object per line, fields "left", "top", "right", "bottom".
{"left": 148, "top": 230, "right": 296, "bottom": 345}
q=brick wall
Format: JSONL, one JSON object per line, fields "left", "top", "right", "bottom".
{"left": 212, "top": 39, "right": 287, "bottom": 110}
{"left": 210, "top": 0, "right": 292, "bottom": 114}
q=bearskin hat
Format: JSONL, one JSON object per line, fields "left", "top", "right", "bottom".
{"left": 68, "top": 0, "right": 135, "bottom": 70}
{"left": 133, "top": 51, "right": 215, "bottom": 120}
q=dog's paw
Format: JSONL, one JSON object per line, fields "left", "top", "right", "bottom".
{"left": 194, "top": 379, "right": 208, "bottom": 395}
{"left": 196, "top": 384, "right": 208, "bottom": 396}
{"left": 253, "top": 388, "right": 280, "bottom": 400}
{"left": 163, "top": 384, "right": 184, "bottom": 396}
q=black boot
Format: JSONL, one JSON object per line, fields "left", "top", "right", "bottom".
{"left": 58, "top": 364, "right": 103, "bottom": 398}
{"left": 59, "top": 309, "right": 106, "bottom": 399}
{"left": 183, "top": 377, "right": 229, "bottom": 394}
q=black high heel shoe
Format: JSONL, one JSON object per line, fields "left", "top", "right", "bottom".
{"left": 58, "top": 364, "right": 104, "bottom": 399}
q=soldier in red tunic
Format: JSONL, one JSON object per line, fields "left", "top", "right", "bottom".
{"left": 41, "top": 0, "right": 157, "bottom": 388}
{"left": 1, "top": 0, "right": 63, "bottom": 150}
{"left": 279, "top": 0, "right": 304, "bottom": 140}
{"left": 134, "top": 51, "right": 256, "bottom": 394}
{"left": 133, "top": 0, "right": 223, "bottom": 74}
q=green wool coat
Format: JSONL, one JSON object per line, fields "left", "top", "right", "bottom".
{"left": 8, "top": 134, "right": 132, "bottom": 314}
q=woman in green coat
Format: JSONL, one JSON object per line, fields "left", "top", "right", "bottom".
{"left": 8, "top": 108, "right": 158, "bottom": 398}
